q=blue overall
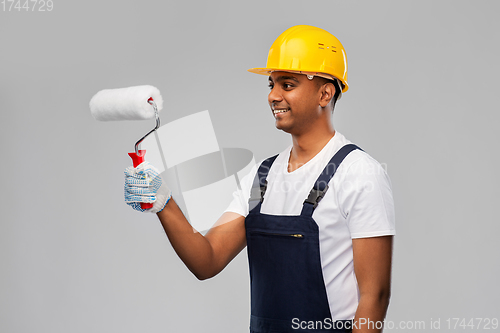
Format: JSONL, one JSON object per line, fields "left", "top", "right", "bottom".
{"left": 245, "top": 144, "right": 361, "bottom": 333}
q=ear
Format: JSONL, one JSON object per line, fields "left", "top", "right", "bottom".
{"left": 319, "top": 82, "right": 335, "bottom": 108}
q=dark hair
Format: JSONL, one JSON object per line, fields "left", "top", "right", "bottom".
{"left": 331, "top": 78, "right": 342, "bottom": 110}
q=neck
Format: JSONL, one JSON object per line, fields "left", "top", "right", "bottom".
{"left": 288, "top": 115, "right": 335, "bottom": 170}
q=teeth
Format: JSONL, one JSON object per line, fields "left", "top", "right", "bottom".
{"left": 273, "top": 109, "right": 288, "bottom": 114}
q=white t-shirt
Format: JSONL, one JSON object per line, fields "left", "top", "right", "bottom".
{"left": 224, "top": 131, "right": 396, "bottom": 320}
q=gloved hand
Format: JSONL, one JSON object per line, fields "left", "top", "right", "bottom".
{"left": 124, "top": 161, "right": 171, "bottom": 213}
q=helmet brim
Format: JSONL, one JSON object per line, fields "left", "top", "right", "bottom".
{"left": 247, "top": 67, "right": 273, "bottom": 75}
{"left": 247, "top": 68, "right": 348, "bottom": 93}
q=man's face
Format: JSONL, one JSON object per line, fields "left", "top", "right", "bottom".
{"left": 268, "top": 71, "right": 324, "bottom": 135}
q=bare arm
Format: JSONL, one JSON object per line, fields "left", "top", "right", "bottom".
{"left": 156, "top": 198, "right": 246, "bottom": 280}
{"left": 352, "top": 235, "right": 393, "bottom": 333}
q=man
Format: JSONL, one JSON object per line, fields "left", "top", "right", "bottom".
{"left": 124, "top": 25, "right": 395, "bottom": 333}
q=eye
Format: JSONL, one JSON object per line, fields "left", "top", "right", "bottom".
{"left": 268, "top": 83, "right": 274, "bottom": 90}
{"left": 283, "top": 83, "right": 294, "bottom": 89}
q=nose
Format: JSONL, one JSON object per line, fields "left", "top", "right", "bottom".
{"left": 268, "top": 85, "right": 283, "bottom": 105}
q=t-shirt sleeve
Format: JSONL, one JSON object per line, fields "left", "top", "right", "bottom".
{"left": 223, "top": 162, "right": 259, "bottom": 218}
{"left": 337, "top": 154, "right": 396, "bottom": 239}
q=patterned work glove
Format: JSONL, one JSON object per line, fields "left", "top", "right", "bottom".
{"left": 124, "top": 161, "right": 171, "bottom": 213}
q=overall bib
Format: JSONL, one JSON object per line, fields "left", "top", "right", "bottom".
{"left": 245, "top": 144, "right": 361, "bottom": 333}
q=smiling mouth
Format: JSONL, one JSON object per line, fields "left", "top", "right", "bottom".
{"left": 273, "top": 108, "right": 289, "bottom": 115}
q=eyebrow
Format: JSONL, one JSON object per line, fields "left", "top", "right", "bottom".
{"left": 268, "top": 75, "right": 300, "bottom": 83}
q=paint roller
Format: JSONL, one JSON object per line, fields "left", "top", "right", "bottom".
{"left": 89, "top": 85, "right": 164, "bottom": 210}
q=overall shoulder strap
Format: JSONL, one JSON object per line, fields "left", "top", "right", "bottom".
{"left": 301, "top": 144, "right": 363, "bottom": 217}
{"left": 248, "top": 154, "right": 279, "bottom": 213}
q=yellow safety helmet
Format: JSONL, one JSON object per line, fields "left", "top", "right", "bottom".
{"left": 248, "top": 25, "right": 349, "bottom": 93}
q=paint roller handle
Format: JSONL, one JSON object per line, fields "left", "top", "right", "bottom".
{"left": 128, "top": 149, "right": 154, "bottom": 210}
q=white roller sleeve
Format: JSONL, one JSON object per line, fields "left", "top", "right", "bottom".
{"left": 89, "top": 85, "right": 163, "bottom": 121}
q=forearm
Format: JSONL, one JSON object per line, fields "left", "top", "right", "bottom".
{"left": 156, "top": 198, "right": 216, "bottom": 280}
{"left": 352, "top": 293, "right": 390, "bottom": 333}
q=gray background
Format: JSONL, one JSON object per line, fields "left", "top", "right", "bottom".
{"left": 1, "top": 0, "right": 499, "bottom": 332}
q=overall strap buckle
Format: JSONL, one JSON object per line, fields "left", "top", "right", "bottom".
{"left": 301, "top": 144, "right": 362, "bottom": 217}
{"left": 304, "top": 184, "right": 329, "bottom": 209}
{"left": 260, "top": 179, "right": 268, "bottom": 203}
{"left": 248, "top": 154, "right": 278, "bottom": 211}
